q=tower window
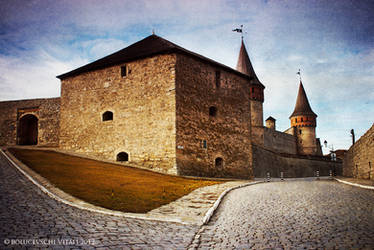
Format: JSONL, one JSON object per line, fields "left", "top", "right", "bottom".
{"left": 202, "top": 140, "right": 207, "bottom": 149}
{"left": 295, "top": 118, "right": 297, "bottom": 122}
{"left": 301, "top": 118, "right": 303, "bottom": 122}
{"left": 121, "top": 65, "right": 127, "bottom": 77}
{"left": 209, "top": 106, "right": 218, "bottom": 117}
{"left": 102, "top": 111, "right": 113, "bottom": 121}
{"left": 215, "top": 70, "right": 221, "bottom": 88}
{"left": 299, "top": 129, "right": 302, "bottom": 134}
{"left": 252, "top": 87, "right": 255, "bottom": 93}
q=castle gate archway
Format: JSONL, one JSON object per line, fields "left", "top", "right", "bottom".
{"left": 18, "top": 114, "right": 38, "bottom": 145}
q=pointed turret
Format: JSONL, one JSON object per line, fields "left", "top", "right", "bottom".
{"left": 289, "top": 80, "right": 319, "bottom": 156}
{"left": 237, "top": 39, "right": 265, "bottom": 145}
{"left": 290, "top": 81, "right": 317, "bottom": 118}
{"left": 236, "top": 40, "right": 263, "bottom": 87}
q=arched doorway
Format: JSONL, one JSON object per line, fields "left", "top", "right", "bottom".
{"left": 18, "top": 114, "right": 38, "bottom": 145}
{"left": 117, "top": 152, "right": 129, "bottom": 162}
{"left": 215, "top": 157, "right": 223, "bottom": 169}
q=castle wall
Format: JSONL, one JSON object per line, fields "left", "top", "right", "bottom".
{"left": 59, "top": 54, "right": 177, "bottom": 174}
{"left": 343, "top": 124, "right": 374, "bottom": 179}
{"left": 175, "top": 54, "right": 253, "bottom": 179}
{"left": 263, "top": 127, "right": 297, "bottom": 154}
{"left": 0, "top": 98, "right": 60, "bottom": 147}
{"left": 253, "top": 145, "right": 342, "bottom": 178}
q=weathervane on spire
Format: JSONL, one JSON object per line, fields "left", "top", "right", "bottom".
{"left": 297, "top": 68, "right": 302, "bottom": 81}
{"left": 232, "top": 24, "right": 244, "bottom": 40}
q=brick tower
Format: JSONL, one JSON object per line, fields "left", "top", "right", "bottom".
{"left": 236, "top": 39, "right": 265, "bottom": 144}
{"left": 290, "top": 81, "right": 318, "bottom": 155}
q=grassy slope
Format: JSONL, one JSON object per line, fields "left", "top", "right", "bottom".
{"left": 8, "top": 148, "right": 222, "bottom": 213}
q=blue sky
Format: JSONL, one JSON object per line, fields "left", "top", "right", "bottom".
{"left": 0, "top": 0, "right": 373, "bottom": 153}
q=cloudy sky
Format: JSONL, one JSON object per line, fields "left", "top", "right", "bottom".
{"left": 0, "top": 0, "right": 373, "bottom": 153}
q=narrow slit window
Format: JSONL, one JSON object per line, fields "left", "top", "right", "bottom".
{"left": 215, "top": 70, "right": 221, "bottom": 88}
{"left": 209, "top": 106, "right": 217, "bottom": 117}
{"left": 121, "top": 65, "right": 127, "bottom": 77}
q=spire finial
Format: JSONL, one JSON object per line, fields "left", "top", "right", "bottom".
{"left": 297, "top": 68, "right": 302, "bottom": 81}
{"left": 233, "top": 24, "right": 244, "bottom": 40}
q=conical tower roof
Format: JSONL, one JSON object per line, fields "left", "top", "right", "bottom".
{"left": 290, "top": 81, "right": 317, "bottom": 118}
{"left": 236, "top": 40, "right": 263, "bottom": 87}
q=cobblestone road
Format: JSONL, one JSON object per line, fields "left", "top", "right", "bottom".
{"left": 0, "top": 153, "right": 198, "bottom": 249}
{"left": 195, "top": 180, "right": 374, "bottom": 249}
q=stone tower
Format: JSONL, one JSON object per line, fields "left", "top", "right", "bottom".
{"left": 236, "top": 39, "right": 265, "bottom": 144}
{"left": 290, "top": 81, "right": 318, "bottom": 155}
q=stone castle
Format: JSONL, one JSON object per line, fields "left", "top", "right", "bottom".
{"left": 0, "top": 34, "right": 339, "bottom": 179}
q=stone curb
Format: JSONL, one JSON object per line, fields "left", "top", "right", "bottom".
{"left": 0, "top": 149, "right": 191, "bottom": 224}
{"left": 334, "top": 178, "right": 374, "bottom": 190}
{"left": 202, "top": 181, "right": 262, "bottom": 225}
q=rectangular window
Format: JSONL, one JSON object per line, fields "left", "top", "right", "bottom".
{"left": 215, "top": 70, "right": 221, "bottom": 88}
{"left": 121, "top": 65, "right": 127, "bottom": 77}
{"left": 202, "top": 140, "right": 207, "bottom": 149}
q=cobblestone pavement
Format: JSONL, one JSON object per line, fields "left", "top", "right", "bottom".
{"left": 0, "top": 153, "right": 199, "bottom": 249}
{"left": 194, "top": 180, "right": 374, "bottom": 249}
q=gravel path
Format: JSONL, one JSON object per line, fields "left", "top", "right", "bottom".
{"left": 0, "top": 152, "right": 198, "bottom": 249}
{"left": 195, "top": 180, "right": 374, "bottom": 249}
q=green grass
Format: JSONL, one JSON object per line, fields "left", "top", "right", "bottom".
{"left": 8, "top": 148, "right": 223, "bottom": 213}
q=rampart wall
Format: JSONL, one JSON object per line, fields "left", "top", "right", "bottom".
{"left": 263, "top": 127, "right": 297, "bottom": 154}
{"left": 253, "top": 145, "right": 342, "bottom": 178}
{"left": 343, "top": 124, "right": 374, "bottom": 179}
{"left": 0, "top": 98, "right": 60, "bottom": 147}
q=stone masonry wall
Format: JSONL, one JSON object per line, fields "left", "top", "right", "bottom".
{"left": 343, "top": 123, "right": 374, "bottom": 179}
{"left": 263, "top": 127, "right": 297, "bottom": 154}
{"left": 59, "top": 54, "right": 177, "bottom": 174}
{"left": 175, "top": 54, "right": 253, "bottom": 179}
{"left": 0, "top": 98, "right": 60, "bottom": 146}
{"left": 253, "top": 145, "right": 341, "bottom": 178}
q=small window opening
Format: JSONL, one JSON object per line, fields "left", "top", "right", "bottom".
{"left": 299, "top": 129, "right": 302, "bottom": 134}
{"left": 215, "top": 157, "right": 223, "bottom": 169}
{"left": 202, "top": 140, "right": 207, "bottom": 149}
{"left": 117, "top": 152, "right": 129, "bottom": 162}
{"left": 215, "top": 70, "right": 221, "bottom": 88}
{"left": 301, "top": 118, "right": 303, "bottom": 122}
{"left": 209, "top": 106, "right": 217, "bottom": 117}
{"left": 121, "top": 65, "right": 127, "bottom": 77}
{"left": 251, "top": 87, "right": 255, "bottom": 93}
{"left": 295, "top": 118, "right": 297, "bottom": 122}
{"left": 102, "top": 111, "right": 113, "bottom": 121}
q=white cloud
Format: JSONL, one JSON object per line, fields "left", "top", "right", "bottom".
{"left": 0, "top": 51, "right": 87, "bottom": 101}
